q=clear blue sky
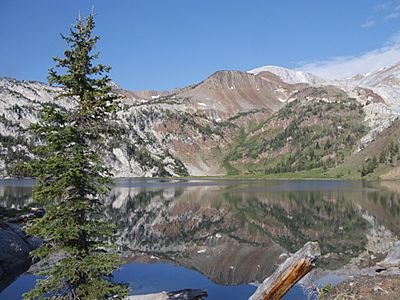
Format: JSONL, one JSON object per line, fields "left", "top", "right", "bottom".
{"left": 1, "top": 0, "right": 399, "bottom": 90}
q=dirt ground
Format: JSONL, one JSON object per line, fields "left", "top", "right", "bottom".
{"left": 323, "top": 275, "right": 400, "bottom": 300}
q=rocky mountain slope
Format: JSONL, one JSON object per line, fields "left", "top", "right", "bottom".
{"left": 1, "top": 61, "right": 400, "bottom": 178}
{"left": 350, "top": 63, "right": 400, "bottom": 112}
{"left": 0, "top": 70, "right": 295, "bottom": 177}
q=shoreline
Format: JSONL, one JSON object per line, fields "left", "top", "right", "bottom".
{"left": 0, "top": 175, "right": 396, "bottom": 181}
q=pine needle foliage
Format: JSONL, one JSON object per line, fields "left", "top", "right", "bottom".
{"left": 23, "top": 13, "right": 128, "bottom": 300}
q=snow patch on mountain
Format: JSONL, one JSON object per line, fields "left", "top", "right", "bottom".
{"left": 248, "top": 65, "right": 324, "bottom": 85}
{"left": 352, "top": 63, "right": 400, "bottom": 113}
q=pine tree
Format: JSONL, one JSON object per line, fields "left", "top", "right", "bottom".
{"left": 23, "top": 13, "right": 128, "bottom": 299}
{"left": 379, "top": 150, "right": 386, "bottom": 164}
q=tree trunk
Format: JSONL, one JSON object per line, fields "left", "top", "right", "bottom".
{"left": 249, "top": 241, "right": 321, "bottom": 300}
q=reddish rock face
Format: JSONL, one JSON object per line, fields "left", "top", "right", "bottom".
{"left": 177, "top": 70, "right": 294, "bottom": 119}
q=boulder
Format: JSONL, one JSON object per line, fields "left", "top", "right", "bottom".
{"left": 0, "top": 222, "right": 39, "bottom": 280}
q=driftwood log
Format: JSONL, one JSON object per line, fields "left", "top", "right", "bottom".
{"left": 249, "top": 241, "right": 321, "bottom": 300}
{"left": 126, "top": 289, "right": 208, "bottom": 300}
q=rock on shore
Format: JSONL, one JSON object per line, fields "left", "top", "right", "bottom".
{"left": 0, "top": 222, "right": 41, "bottom": 283}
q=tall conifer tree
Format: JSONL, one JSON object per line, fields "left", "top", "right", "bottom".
{"left": 24, "top": 13, "right": 127, "bottom": 299}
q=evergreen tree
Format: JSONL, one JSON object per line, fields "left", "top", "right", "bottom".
{"left": 379, "top": 150, "right": 386, "bottom": 164}
{"left": 23, "top": 13, "right": 127, "bottom": 299}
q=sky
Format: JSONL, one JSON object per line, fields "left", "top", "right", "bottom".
{"left": 1, "top": 0, "right": 400, "bottom": 90}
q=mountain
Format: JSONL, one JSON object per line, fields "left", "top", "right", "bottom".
{"left": 250, "top": 65, "right": 400, "bottom": 146}
{"left": 2, "top": 61, "right": 400, "bottom": 179}
{"left": 0, "top": 70, "right": 298, "bottom": 177}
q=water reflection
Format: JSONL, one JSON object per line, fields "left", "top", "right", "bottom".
{"left": 0, "top": 179, "right": 33, "bottom": 209}
{"left": 1, "top": 179, "right": 400, "bottom": 285}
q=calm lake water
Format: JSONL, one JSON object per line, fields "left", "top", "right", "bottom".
{"left": 1, "top": 178, "right": 400, "bottom": 299}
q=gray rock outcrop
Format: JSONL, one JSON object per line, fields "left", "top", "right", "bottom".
{"left": 0, "top": 222, "right": 41, "bottom": 282}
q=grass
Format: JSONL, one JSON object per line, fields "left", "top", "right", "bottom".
{"left": 183, "top": 168, "right": 349, "bottom": 180}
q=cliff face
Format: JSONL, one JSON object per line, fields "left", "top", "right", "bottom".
{"left": 0, "top": 77, "right": 221, "bottom": 177}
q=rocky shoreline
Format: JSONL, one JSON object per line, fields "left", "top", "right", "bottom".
{"left": 0, "top": 208, "right": 43, "bottom": 290}
{"left": 300, "top": 209, "right": 400, "bottom": 299}
{"left": 323, "top": 275, "right": 400, "bottom": 299}
{"left": 301, "top": 239, "right": 400, "bottom": 299}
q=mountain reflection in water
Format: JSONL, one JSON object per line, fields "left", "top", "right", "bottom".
{"left": 1, "top": 179, "right": 400, "bottom": 286}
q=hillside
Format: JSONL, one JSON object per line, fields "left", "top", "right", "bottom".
{"left": 329, "top": 119, "right": 400, "bottom": 179}
{"left": 223, "top": 86, "right": 368, "bottom": 175}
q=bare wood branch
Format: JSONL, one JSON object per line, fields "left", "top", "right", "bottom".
{"left": 249, "top": 241, "right": 321, "bottom": 300}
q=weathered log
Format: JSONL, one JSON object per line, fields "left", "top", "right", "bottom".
{"left": 126, "top": 289, "right": 208, "bottom": 300}
{"left": 249, "top": 241, "right": 320, "bottom": 300}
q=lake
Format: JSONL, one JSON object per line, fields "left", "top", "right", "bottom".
{"left": 1, "top": 178, "right": 400, "bottom": 299}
